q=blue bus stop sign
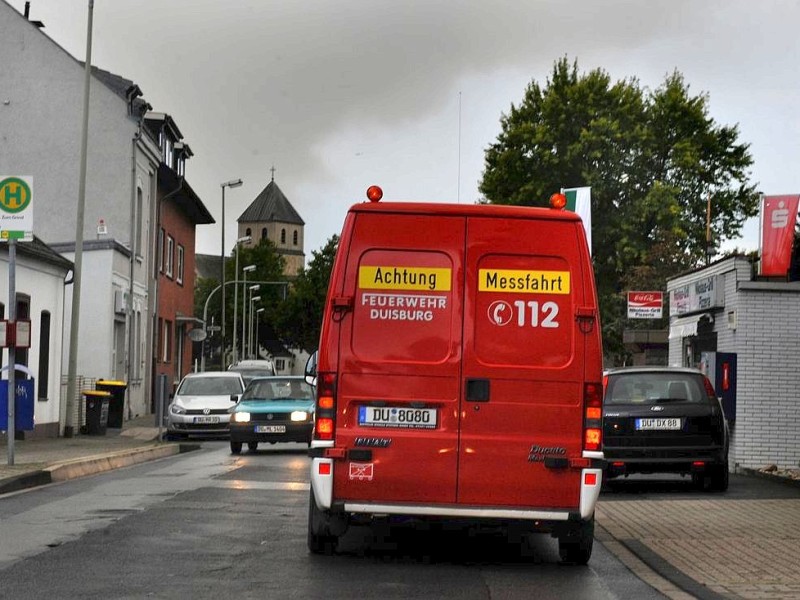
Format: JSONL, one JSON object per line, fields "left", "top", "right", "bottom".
{"left": 0, "top": 379, "right": 35, "bottom": 431}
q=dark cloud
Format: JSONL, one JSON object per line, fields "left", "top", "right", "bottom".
{"left": 11, "top": 0, "right": 800, "bottom": 255}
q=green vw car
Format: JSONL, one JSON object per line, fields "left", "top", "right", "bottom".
{"left": 229, "top": 376, "right": 316, "bottom": 453}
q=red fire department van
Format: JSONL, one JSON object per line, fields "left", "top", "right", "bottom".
{"left": 307, "top": 188, "right": 604, "bottom": 564}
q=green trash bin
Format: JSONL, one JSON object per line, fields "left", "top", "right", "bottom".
{"left": 83, "top": 390, "right": 111, "bottom": 435}
{"left": 96, "top": 379, "right": 128, "bottom": 428}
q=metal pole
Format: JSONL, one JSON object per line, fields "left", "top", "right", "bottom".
{"left": 7, "top": 239, "right": 16, "bottom": 465}
{"left": 220, "top": 185, "right": 225, "bottom": 368}
{"left": 232, "top": 248, "right": 240, "bottom": 365}
{"left": 240, "top": 269, "right": 249, "bottom": 361}
{"left": 65, "top": 0, "right": 94, "bottom": 438}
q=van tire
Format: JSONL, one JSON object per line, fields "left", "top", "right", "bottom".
{"left": 248, "top": 442, "right": 259, "bottom": 452}
{"left": 230, "top": 441, "right": 242, "bottom": 454}
{"left": 558, "top": 516, "right": 594, "bottom": 565}
{"left": 308, "top": 490, "right": 339, "bottom": 555}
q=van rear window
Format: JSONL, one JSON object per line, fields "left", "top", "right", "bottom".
{"left": 471, "top": 254, "right": 574, "bottom": 368}
{"left": 351, "top": 250, "right": 454, "bottom": 363}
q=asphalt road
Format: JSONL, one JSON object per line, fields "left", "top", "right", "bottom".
{"left": 0, "top": 441, "right": 670, "bottom": 600}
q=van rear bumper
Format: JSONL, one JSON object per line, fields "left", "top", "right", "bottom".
{"left": 310, "top": 456, "right": 602, "bottom": 521}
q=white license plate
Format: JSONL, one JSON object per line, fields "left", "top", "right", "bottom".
{"left": 193, "top": 416, "right": 220, "bottom": 424}
{"left": 358, "top": 406, "right": 437, "bottom": 429}
{"left": 635, "top": 418, "right": 681, "bottom": 430}
{"left": 255, "top": 425, "right": 286, "bottom": 433}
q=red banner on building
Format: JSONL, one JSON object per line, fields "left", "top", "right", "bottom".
{"left": 760, "top": 195, "right": 800, "bottom": 276}
{"left": 627, "top": 291, "right": 663, "bottom": 319}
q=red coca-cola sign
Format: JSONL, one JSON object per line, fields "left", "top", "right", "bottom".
{"left": 627, "top": 291, "right": 663, "bottom": 319}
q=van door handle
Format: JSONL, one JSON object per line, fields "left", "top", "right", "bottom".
{"left": 466, "top": 379, "right": 490, "bottom": 402}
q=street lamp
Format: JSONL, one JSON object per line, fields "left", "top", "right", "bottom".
{"left": 248, "top": 295, "right": 261, "bottom": 359}
{"left": 220, "top": 178, "right": 243, "bottom": 366}
{"left": 245, "top": 284, "right": 260, "bottom": 358}
{"left": 240, "top": 266, "right": 256, "bottom": 361}
{"left": 253, "top": 307, "right": 265, "bottom": 360}
{"left": 231, "top": 236, "right": 251, "bottom": 365}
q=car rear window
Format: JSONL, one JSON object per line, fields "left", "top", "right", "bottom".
{"left": 605, "top": 373, "right": 709, "bottom": 405}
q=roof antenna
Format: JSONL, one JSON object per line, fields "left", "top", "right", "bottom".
{"left": 270, "top": 165, "right": 276, "bottom": 182}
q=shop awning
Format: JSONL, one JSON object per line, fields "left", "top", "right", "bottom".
{"left": 668, "top": 314, "right": 707, "bottom": 339}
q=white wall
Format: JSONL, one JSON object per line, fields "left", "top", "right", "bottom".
{"left": 0, "top": 249, "right": 68, "bottom": 431}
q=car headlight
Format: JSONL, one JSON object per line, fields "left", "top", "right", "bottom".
{"left": 233, "top": 412, "right": 251, "bottom": 423}
{"left": 170, "top": 404, "right": 186, "bottom": 415}
{"left": 290, "top": 411, "right": 311, "bottom": 422}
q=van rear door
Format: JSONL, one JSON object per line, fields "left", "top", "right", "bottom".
{"left": 331, "top": 211, "right": 465, "bottom": 504}
{"left": 457, "top": 216, "right": 590, "bottom": 509}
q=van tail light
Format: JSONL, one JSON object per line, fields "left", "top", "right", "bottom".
{"left": 583, "top": 382, "right": 603, "bottom": 451}
{"left": 314, "top": 372, "right": 337, "bottom": 441}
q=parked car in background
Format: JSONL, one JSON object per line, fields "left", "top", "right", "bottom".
{"left": 167, "top": 371, "right": 245, "bottom": 439}
{"left": 229, "top": 376, "right": 316, "bottom": 454}
{"left": 602, "top": 366, "right": 729, "bottom": 491}
{"left": 228, "top": 359, "right": 277, "bottom": 386}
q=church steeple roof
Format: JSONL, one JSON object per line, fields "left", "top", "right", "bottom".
{"left": 237, "top": 180, "right": 304, "bottom": 226}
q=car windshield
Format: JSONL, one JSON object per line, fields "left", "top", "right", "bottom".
{"left": 242, "top": 379, "right": 314, "bottom": 401}
{"left": 605, "top": 373, "right": 708, "bottom": 405}
{"left": 177, "top": 377, "right": 242, "bottom": 396}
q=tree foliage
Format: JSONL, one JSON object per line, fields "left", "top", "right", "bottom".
{"left": 480, "top": 57, "right": 759, "bottom": 362}
{"left": 272, "top": 235, "right": 339, "bottom": 352}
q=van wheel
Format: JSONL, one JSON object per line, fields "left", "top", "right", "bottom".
{"left": 558, "top": 516, "right": 594, "bottom": 565}
{"left": 708, "top": 463, "right": 729, "bottom": 492}
{"left": 308, "top": 490, "right": 339, "bottom": 555}
{"left": 248, "top": 442, "right": 259, "bottom": 452}
{"left": 230, "top": 441, "right": 243, "bottom": 454}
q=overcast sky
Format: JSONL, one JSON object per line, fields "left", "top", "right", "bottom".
{"left": 8, "top": 0, "right": 800, "bottom": 260}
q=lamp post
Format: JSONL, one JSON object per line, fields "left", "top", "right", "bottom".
{"left": 220, "top": 178, "right": 243, "bottom": 368}
{"left": 248, "top": 295, "right": 261, "bottom": 359}
{"left": 231, "top": 236, "right": 251, "bottom": 366}
{"left": 254, "top": 307, "right": 265, "bottom": 360}
{"left": 245, "top": 284, "right": 260, "bottom": 358}
{"left": 240, "top": 265, "right": 256, "bottom": 361}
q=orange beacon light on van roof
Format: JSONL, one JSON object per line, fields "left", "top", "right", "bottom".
{"left": 366, "top": 186, "right": 383, "bottom": 202}
{"left": 549, "top": 193, "right": 567, "bottom": 209}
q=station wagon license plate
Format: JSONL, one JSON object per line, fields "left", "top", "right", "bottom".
{"left": 635, "top": 418, "right": 681, "bottom": 431}
{"left": 255, "top": 425, "right": 286, "bottom": 433}
{"left": 358, "top": 406, "right": 437, "bottom": 429}
{"left": 193, "top": 416, "right": 220, "bottom": 424}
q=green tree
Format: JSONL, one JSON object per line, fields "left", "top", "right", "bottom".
{"left": 480, "top": 57, "right": 759, "bottom": 362}
{"left": 194, "top": 239, "right": 286, "bottom": 367}
{"left": 273, "top": 235, "right": 339, "bottom": 352}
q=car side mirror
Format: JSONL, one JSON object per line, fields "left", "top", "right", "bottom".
{"left": 305, "top": 351, "right": 318, "bottom": 387}
{"left": 230, "top": 394, "right": 240, "bottom": 402}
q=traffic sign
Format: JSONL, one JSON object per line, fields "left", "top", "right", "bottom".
{"left": 0, "top": 176, "right": 34, "bottom": 242}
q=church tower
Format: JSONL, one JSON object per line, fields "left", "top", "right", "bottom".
{"left": 237, "top": 172, "right": 305, "bottom": 277}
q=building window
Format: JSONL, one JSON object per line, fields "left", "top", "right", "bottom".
{"left": 166, "top": 236, "right": 174, "bottom": 278}
{"left": 162, "top": 319, "right": 172, "bottom": 363}
{"left": 246, "top": 227, "right": 252, "bottom": 237}
{"left": 135, "top": 187, "right": 143, "bottom": 257}
{"left": 38, "top": 311, "right": 51, "bottom": 400}
{"left": 261, "top": 227, "right": 267, "bottom": 241}
{"left": 293, "top": 230, "right": 298, "bottom": 246}
{"left": 158, "top": 228, "right": 164, "bottom": 273}
{"left": 281, "top": 228, "right": 286, "bottom": 244}
{"left": 177, "top": 245, "right": 184, "bottom": 284}
{"left": 275, "top": 358, "right": 285, "bottom": 371}
{"left": 133, "top": 309, "right": 141, "bottom": 381}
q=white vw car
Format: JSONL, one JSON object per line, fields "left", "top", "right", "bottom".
{"left": 166, "top": 371, "right": 244, "bottom": 439}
